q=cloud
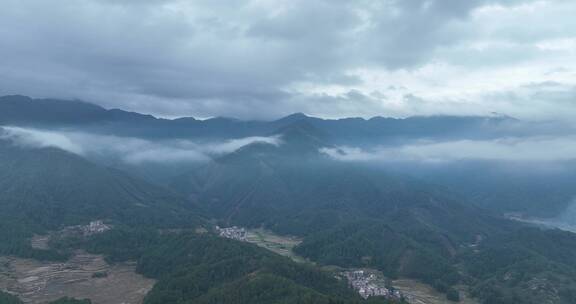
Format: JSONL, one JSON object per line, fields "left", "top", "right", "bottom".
{"left": 0, "top": 126, "right": 84, "bottom": 154}
{"left": 207, "top": 136, "right": 281, "bottom": 154}
{"left": 322, "top": 136, "right": 576, "bottom": 163}
{"left": 3, "top": 0, "right": 573, "bottom": 121}
{"left": 0, "top": 126, "right": 281, "bottom": 164}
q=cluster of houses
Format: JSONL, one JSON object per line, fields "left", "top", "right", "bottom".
{"left": 80, "top": 220, "right": 112, "bottom": 236}
{"left": 56, "top": 220, "right": 112, "bottom": 239}
{"left": 343, "top": 270, "right": 403, "bottom": 300}
{"left": 215, "top": 226, "right": 247, "bottom": 241}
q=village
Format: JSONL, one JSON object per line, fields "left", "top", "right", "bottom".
{"left": 342, "top": 269, "right": 405, "bottom": 300}
{"left": 215, "top": 226, "right": 247, "bottom": 241}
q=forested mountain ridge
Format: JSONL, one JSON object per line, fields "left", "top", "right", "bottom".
{"left": 2, "top": 95, "right": 573, "bottom": 219}
{"left": 0, "top": 95, "right": 154, "bottom": 126}
{"left": 82, "top": 229, "right": 400, "bottom": 304}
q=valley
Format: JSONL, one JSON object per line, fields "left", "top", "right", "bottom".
{"left": 245, "top": 228, "right": 306, "bottom": 263}
{"left": 393, "top": 280, "right": 478, "bottom": 304}
{"left": 217, "top": 226, "right": 307, "bottom": 263}
{"left": 217, "top": 225, "right": 472, "bottom": 304}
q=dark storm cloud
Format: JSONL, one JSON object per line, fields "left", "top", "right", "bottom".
{"left": 0, "top": 0, "right": 572, "bottom": 119}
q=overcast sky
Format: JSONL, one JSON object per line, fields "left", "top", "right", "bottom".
{"left": 1, "top": 0, "right": 575, "bottom": 120}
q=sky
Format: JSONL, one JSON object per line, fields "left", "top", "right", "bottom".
{"left": 0, "top": 0, "right": 575, "bottom": 120}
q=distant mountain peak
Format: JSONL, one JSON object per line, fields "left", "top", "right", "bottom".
{"left": 275, "top": 112, "right": 310, "bottom": 124}
{"left": 273, "top": 120, "right": 330, "bottom": 153}
{"left": 216, "top": 121, "right": 329, "bottom": 164}
{"left": 0, "top": 94, "right": 33, "bottom": 103}
{"left": 286, "top": 112, "right": 308, "bottom": 118}
{"left": 276, "top": 120, "right": 321, "bottom": 138}
{"left": 206, "top": 116, "right": 240, "bottom": 123}
{"left": 173, "top": 116, "right": 198, "bottom": 122}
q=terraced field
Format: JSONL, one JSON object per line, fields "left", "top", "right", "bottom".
{"left": 0, "top": 251, "right": 154, "bottom": 304}
{"left": 245, "top": 228, "right": 307, "bottom": 263}
{"left": 393, "top": 279, "right": 479, "bottom": 304}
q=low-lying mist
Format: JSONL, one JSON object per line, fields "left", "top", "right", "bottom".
{"left": 321, "top": 136, "right": 576, "bottom": 226}
{"left": 0, "top": 126, "right": 282, "bottom": 165}
{"left": 322, "top": 136, "right": 576, "bottom": 163}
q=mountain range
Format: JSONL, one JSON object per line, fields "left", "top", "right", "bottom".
{"left": 0, "top": 95, "right": 522, "bottom": 144}
{"left": 1, "top": 95, "right": 576, "bottom": 304}
{"left": 4, "top": 94, "right": 570, "bottom": 217}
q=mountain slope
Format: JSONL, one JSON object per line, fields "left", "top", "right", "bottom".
{"left": 174, "top": 123, "right": 502, "bottom": 237}
{"left": 0, "top": 132, "right": 204, "bottom": 259}
{"left": 172, "top": 124, "right": 491, "bottom": 281}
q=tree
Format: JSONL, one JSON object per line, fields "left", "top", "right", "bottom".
{"left": 446, "top": 288, "right": 460, "bottom": 302}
